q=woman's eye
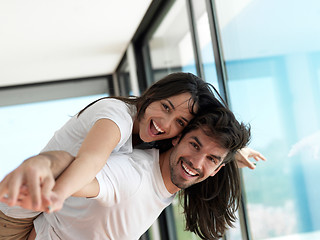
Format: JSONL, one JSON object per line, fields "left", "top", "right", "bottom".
{"left": 162, "top": 103, "right": 170, "bottom": 112}
{"left": 177, "top": 119, "right": 185, "bottom": 127}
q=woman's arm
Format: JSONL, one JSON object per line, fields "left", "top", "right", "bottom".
{"left": 72, "top": 178, "right": 100, "bottom": 198}
{"left": 49, "top": 118, "right": 121, "bottom": 211}
{"left": 235, "top": 147, "right": 266, "bottom": 169}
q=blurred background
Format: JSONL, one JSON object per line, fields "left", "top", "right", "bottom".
{"left": 1, "top": 0, "right": 319, "bottom": 239}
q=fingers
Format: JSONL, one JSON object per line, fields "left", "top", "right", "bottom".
{"left": 15, "top": 189, "right": 51, "bottom": 212}
{"left": 43, "top": 193, "right": 61, "bottom": 213}
{"left": 252, "top": 152, "right": 266, "bottom": 162}
{"left": 41, "top": 176, "right": 55, "bottom": 200}
{"left": 253, "top": 155, "right": 265, "bottom": 161}
{"left": 258, "top": 153, "right": 267, "bottom": 161}
{"left": 26, "top": 167, "right": 42, "bottom": 210}
{"left": 236, "top": 157, "right": 256, "bottom": 169}
{"left": 48, "top": 193, "right": 64, "bottom": 213}
{"left": 247, "top": 151, "right": 266, "bottom": 169}
{"left": 6, "top": 171, "right": 24, "bottom": 206}
{"left": 16, "top": 194, "right": 33, "bottom": 210}
{"left": 245, "top": 148, "right": 266, "bottom": 162}
{"left": 41, "top": 176, "right": 55, "bottom": 210}
{"left": 0, "top": 176, "right": 9, "bottom": 201}
{"left": 244, "top": 160, "right": 256, "bottom": 170}
{"left": 0, "top": 155, "right": 57, "bottom": 211}
{"left": 237, "top": 147, "right": 268, "bottom": 170}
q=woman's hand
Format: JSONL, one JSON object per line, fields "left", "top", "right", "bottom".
{"left": 235, "top": 147, "right": 266, "bottom": 169}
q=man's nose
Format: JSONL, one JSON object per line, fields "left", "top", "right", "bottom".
{"left": 191, "top": 154, "right": 206, "bottom": 169}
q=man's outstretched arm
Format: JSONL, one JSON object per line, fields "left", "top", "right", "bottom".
{"left": 0, "top": 151, "right": 75, "bottom": 211}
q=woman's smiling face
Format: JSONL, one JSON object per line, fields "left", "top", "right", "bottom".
{"left": 137, "top": 92, "right": 196, "bottom": 143}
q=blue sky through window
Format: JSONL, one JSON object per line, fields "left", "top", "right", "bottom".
{"left": 0, "top": 94, "right": 107, "bottom": 181}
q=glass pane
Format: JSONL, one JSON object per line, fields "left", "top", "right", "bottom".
{"left": 147, "top": 0, "right": 197, "bottom": 82}
{"left": 215, "top": 0, "right": 320, "bottom": 239}
{"left": 172, "top": 196, "right": 201, "bottom": 240}
{"left": 118, "top": 58, "right": 133, "bottom": 96}
{"left": 191, "top": 0, "right": 219, "bottom": 89}
{"left": 0, "top": 94, "right": 107, "bottom": 181}
{"left": 224, "top": 210, "right": 242, "bottom": 239}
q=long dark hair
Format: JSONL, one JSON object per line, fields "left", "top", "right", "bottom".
{"left": 77, "top": 72, "right": 225, "bottom": 121}
{"left": 178, "top": 109, "right": 251, "bottom": 239}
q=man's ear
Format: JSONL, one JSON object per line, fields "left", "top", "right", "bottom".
{"left": 210, "top": 163, "right": 225, "bottom": 177}
{"left": 172, "top": 134, "right": 181, "bottom": 146}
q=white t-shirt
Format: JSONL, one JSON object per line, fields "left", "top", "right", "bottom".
{"left": 0, "top": 98, "right": 137, "bottom": 218}
{"left": 42, "top": 98, "right": 136, "bottom": 155}
{"left": 33, "top": 149, "right": 175, "bottom": 240}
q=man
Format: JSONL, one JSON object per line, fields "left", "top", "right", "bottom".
{"left": 1, "top": 108, "right": 251, "bottom": 239}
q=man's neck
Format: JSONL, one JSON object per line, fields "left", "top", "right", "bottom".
{"left": 159, "top": 149, "right": 180, "bottom": 194}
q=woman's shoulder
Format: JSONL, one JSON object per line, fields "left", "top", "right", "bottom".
{"left": 86, "top": 98, "right": 134, "bottom": 114}
{"left": 96, "top": 97, "right": 128, "bottom": 106}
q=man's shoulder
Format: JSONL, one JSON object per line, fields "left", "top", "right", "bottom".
{"left": 101, "top": 149, "right": 159, "bottom": 185}
{"left": 131, "top": 148, "right": 158, "bottom": 159}
{"left": 96, "top": 154, "right": 142, "bottom": 203}
{"left": 104, "top": 149, "right": 159, "bottom": 186}
{"left": 130, "top": 149, "right": 159, "bottom": 167}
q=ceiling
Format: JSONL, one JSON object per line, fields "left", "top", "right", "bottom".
{"left": 0, "top": 0, "right": 152, "bottom": 88}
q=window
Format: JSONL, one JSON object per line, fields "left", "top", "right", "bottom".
{"left": 117, "top": 55, "right": 133, "bottom": 96}
{"left": 0, "top": 94, "right": 107, "bottom": 181}
{"left": 145, "top": 0, "right": 197, "bottom": 83}
{"left": 190, "top": 0, "right": 219, "bottom": 88}
{"left": 140, "top": 1, "right": 204, "bottom": 238}
{"left": 215, "top": 0, "right": 320, "bottom": 239}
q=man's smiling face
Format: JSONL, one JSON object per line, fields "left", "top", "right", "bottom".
{"left": 168, "top": 128, "right": 228, "bottom": 190}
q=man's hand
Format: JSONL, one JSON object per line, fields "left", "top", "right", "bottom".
{"left": 236, "top": 147, "right": 266, "bottom": 169}
{"left": 14, "top": 186, "right": 64, "bottom": 213}
{"left": 0, "top": 154, "right": 55, "bottom": 211}
{"left": 0, "top": 151, "right": 74, "bottom": 211}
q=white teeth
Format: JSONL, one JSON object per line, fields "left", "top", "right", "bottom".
{"left": 182, "top": 162, "right": 197, "bottom": 176}
{"left": 153, "top": 121, "right": 164, "bottom": 133}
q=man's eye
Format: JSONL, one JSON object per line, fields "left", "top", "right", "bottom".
{"left": 162, "top": 103, "right": 170, "bottom": 112}
{"left": 190, "top": 142, "right": 199, "bottom": 150}
{"left": 208, "top": 157, "right": 218, "bottom": 164}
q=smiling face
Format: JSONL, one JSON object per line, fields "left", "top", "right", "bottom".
{"left": 166, "top": 128, "right": 228, "bottom": 192}
{"left": 136, "top": 92, "right": 196, "bottom": 143}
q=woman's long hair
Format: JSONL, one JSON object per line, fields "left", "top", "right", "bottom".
{"left": 178, "top": 109, "right": 251, "bottom": 239}
{"left": 77, "top": 72, "right": 225, "bottom": 121}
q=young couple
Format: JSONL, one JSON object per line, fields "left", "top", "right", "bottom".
{"left": 0, "top": 72, "right": 265, "bottom": 239}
